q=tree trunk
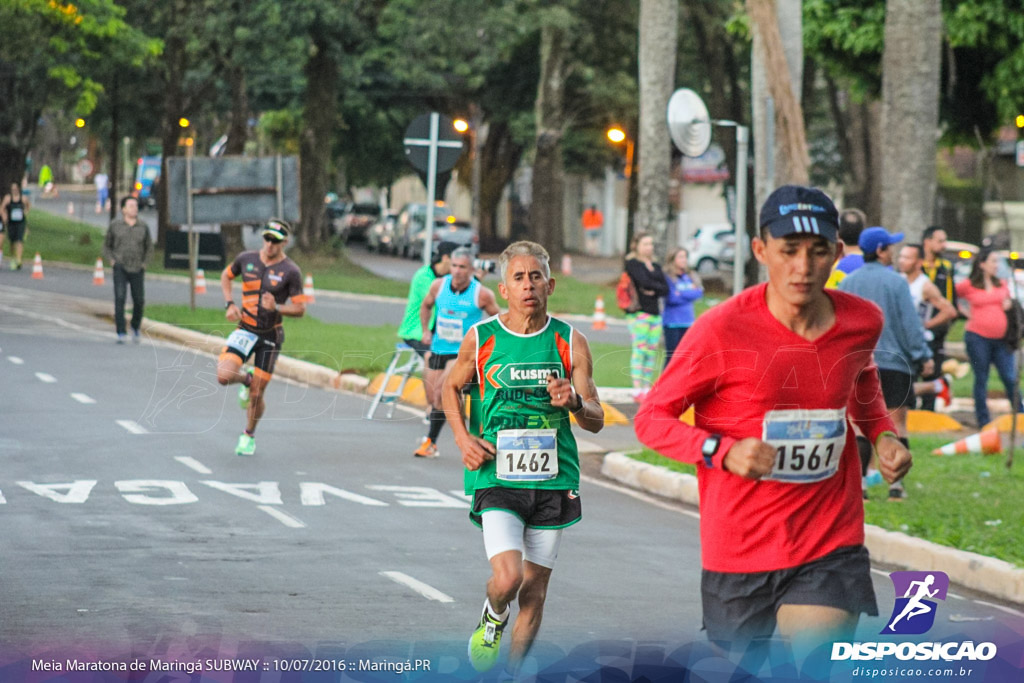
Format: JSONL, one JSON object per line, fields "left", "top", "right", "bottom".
{"left": 529, "top": 23, "right": 568, "bottom": 263}
{"left": 108, "top": 73, "right": 119, "bottom": 222}
{"left": 221, "top": 64, "right": 249, "bottom": 256}
{"left": 635, "top": 0, "right": 678, "bottom": 248}
{"left": 157, "top": 13, "right": 187, "bottom": 250}
{"left": 881, "top": 0, "right": 941, "bottom": 241}
{"left": 749, "top": 0, "right": 808, "bottom": 211}
{"left": 478, "top": 120, "right": 523, "bottom": 251}
{"left": 298, "top": 35, "right": 337, "bottom": 251}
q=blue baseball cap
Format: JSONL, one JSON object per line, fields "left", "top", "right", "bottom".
{"left": 859, "top": 226, "right": 904, "bottom": 254}
{"left": 759, "top": 185, "right": 839, "bottom": 242}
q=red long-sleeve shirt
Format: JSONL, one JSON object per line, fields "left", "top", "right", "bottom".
{"left": 634, "top": 283, "right": 896, "bottom": 573}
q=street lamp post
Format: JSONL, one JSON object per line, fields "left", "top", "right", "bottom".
{"left": 607, "top": 125, "right": 636, "bottom": 253}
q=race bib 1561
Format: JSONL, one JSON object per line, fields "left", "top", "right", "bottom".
{"left": 761, "top": 408, "right": 846, "bottom": 484}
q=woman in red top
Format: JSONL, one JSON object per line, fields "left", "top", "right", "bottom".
{"left": 956, "top": 247, "right": 1021, "bottom": 427}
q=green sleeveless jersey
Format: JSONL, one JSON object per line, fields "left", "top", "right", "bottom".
{"left": 464, "top": 315, "right": 580, "bottom": 494}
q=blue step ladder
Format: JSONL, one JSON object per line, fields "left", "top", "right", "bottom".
{"left": 365, "top": 342, "right": 424, "bottom": 420}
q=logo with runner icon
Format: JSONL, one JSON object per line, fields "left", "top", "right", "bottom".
{"left": 881, "top": 571, "right": 949, "bottom": 635}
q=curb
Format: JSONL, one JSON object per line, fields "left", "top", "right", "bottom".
{"left": 600, "top": 452, "right": 1024, "bottom": 606}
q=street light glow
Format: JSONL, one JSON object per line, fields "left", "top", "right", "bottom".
{"left": 607, "top": 127, "right": 626, "bottom": 144}
{"left": 74, "top": 118, "right": 86, "bottom": 128}
{"left": 1016, "top": 114, "right": 1024, "bottom": 128}
{"left": 179, "top": 117, "right": 191, "bottom": 128}
{"left": 453, "top": 118, "right": 469, "bottom": 133}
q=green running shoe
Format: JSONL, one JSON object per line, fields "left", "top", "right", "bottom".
{"left": 467, "top": 604, "right": 507, "bottom": 672}
{"left": 235, "top": 432, "right": 256, "bottom": 456}
{"left": 238, "top": 367, "right": 255, "bottom": 409}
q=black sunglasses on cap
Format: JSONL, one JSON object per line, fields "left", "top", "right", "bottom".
{"left": 263, "top": 235, "right": 284, "bottom": 244}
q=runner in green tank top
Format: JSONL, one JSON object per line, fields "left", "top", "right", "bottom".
{"left": 443, "top": 241, "right": 604, "bottom": 676}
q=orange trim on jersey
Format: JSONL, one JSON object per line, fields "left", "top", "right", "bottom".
{"left": 478, "top": 333, "right": 497, "bottom": 399}
{"left": 241, "top": 312, "right": 257, "bottom": 327}
{"left": 291, "top": 294, "right": 310, "bottom": 304}
{"left": 242, "top": 280, "right": 261, "bottom": 292}
{"left": 554, "top": 331, "right": 572, "bottom": 378}
{"left": 222, "top": 266, "right": 236, "bottom": 280}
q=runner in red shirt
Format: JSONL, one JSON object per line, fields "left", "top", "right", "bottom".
{"left": 634, "top": 185, "right": 912, "bottom": 666}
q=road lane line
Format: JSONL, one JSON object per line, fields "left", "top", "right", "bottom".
{"left": 116, "top": 420, "right": 149, "bottom": 434}
{"left": 35, "top": 372, "right": 57, "bottom": 383}
{"left": 71, "top": 393, "right": 96, "bottom": 404}
{"left": 8, "top": 357, "right": 24, "bottom": 365}
{"left": 379, "top": 571, "right": 454, "bottom": 603}
{"left": 580, "top": 474, "right": 701, "bottom": 520}
{"left": 974, "top": 600, "right": 1024, "bottom": 618}
{"left": 257, "top": 505, "right": 306, "bottom": 528}
{"left": 175, "top": 456, "right": 212, "bottom": 474}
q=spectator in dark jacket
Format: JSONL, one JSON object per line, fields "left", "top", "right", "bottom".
{"left": 625, "top": 231, "right": 669, "bottom": 402}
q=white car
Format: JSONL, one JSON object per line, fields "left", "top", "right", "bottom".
{"left": 687, "top": 224, "right": 748, "bottom": 275}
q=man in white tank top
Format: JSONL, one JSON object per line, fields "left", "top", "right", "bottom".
{"left": 897, "top": 244, "right": 959, "bottom": 408}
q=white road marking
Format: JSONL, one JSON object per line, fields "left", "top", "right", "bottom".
{"left": 974, "top": 600, "right": 1024, "bottom": 618}
{"left": 8, "top": 356, "right": 24, "bottom": 365}
{"left": 174, "top": 456, "right": 212, "bottom": 474}
{"left": 379, "top": 571, "right": 454, "bottom": 603}
{"left": 202, "top": 481, "right": 282, "bottom": 504}
{"left": 257, "top": 505, "right": 306, "bottom": 528}
{"left": 71, "top": 393, "right": 96, "bottom": 404}
{"left": 35, "top": 372, "right": 57, "bottom": 383}
{"left": 116, "top": 420, "right": 149, "bottom": 434}
{"left": 580, "top": 474, "right": 701, "bottom": 520}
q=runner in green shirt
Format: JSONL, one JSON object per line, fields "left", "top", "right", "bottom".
{"left": 397, "top": 241, "right": 457, "bottom": 354}
{"left": 442, "top": 240, "right": 604, "bottom": 676}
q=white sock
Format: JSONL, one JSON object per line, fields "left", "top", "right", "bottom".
{"left": 485, "top": 598, "right": 510, "bottom": 623}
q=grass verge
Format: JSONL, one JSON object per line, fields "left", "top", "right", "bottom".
{"left": 144, "top": 304, "right": 637, "bottom": 387}
{"left": 626, "top": 439, "right": 1024, "bottom": 567}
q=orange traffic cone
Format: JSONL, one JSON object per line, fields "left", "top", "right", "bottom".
{"left": 92, "top": 258, "right": 105, "bottom": 286}
{"left": 592, "top": 294, "right": 607, "bottom": 330}
{"left": 931, "top": 429, "right": 1002, "bottom": 455}
{"left": 31, "top": 253, "right": 43, "bottom": 279}
{"left": 194, "top": 269, "right": 207, "bottom": 294}
{"left": 304, "top": 273, "right": 316, "bottom": 303}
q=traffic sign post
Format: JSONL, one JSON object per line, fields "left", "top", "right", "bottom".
{"left": 404, "top": 113, "right": 464, "bottom": 266}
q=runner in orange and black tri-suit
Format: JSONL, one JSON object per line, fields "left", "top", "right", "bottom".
{"left": 217, "top": 219, "right": 307, "bottom": 456}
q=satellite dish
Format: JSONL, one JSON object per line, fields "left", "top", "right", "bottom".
{"left": 666, "top": 88, "right": 712, "bottom": 157}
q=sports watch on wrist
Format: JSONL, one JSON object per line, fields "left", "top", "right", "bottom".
{"left": 225, "top": 301, "right": 236, "bottom": 310}
{"left": 701, "top": 434, "right": 722, "bottom": 468}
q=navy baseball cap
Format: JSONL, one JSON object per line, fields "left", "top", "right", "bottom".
{"left": 759, "top": 185, "right": 839, "bottom": 242}
{"left": 859, "top": 226, "right": 904, "bottom": 254}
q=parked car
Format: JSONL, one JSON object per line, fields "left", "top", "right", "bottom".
{"left": 428, "top": 220, "right": 480, "bottom": 259}
{"left": 336, "top": 202, "right": 381, "bottom": 243}
{"left": 366, "top": 211, "right": 399, "bottom": 253}
{"left": 132, "top": 155, "right": 161, "bottom": 209}
{"left": 687, "top": 223, "right": 747, "bottom": 275}
{"left": 393, "top": 202, "right": 456, "bottom": 259}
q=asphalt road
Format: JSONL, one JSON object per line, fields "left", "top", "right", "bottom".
{"left": 3, "top": 285, "right": 1021, "bottom": 682}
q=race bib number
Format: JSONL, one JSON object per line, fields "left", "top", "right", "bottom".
{"left": 761, "top": 408, "right": 846, "bottom": 484}
{"left": 436, "top": 315, "right": 464, "bottom": 343}
{"left": 495, "top": 429, "right": 558, "bottom": 482}
{"left": 225, "top": 328, "right": 259, "bottom": 356}
{"left": 10, "top": 207, "right": 23, "bottom": 221}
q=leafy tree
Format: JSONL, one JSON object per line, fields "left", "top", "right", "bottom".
{"left": 0, "top": 0, "right": 157, "bottom": 191}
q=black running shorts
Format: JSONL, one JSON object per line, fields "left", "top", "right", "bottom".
{"left": 701, "top": 545, "right": 878, "bottom": 644}
{"left": 878, "top": 368, "right": 915, "bottom": 409}
{"left": 428, "top": 352, "right": 458, "bottom": 371}
{"left": 221, "top": 326, "right": 285, "bottom": 378}
{"left": 470, "top": 487, "right": 582, "bottom": 530}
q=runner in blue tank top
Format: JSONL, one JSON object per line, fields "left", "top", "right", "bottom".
{"left": 416, "top": 247, "right": 499, "bottom": 458}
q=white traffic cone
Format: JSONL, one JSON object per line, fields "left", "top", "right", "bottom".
{"left": 304, "top": 273, "right": 316, "bottom": 303}
{"left": 92, "top": 258, "right": 104, "bottom": 285}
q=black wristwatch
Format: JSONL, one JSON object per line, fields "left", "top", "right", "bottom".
{"left": 572, "top": 392, "right": 584, "bottom": 413}
{"left": 701, "top": 434, "right": 722, "bottom": 468}
{"left": 225, "top": 301, "right": 236, "bottom": 310}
